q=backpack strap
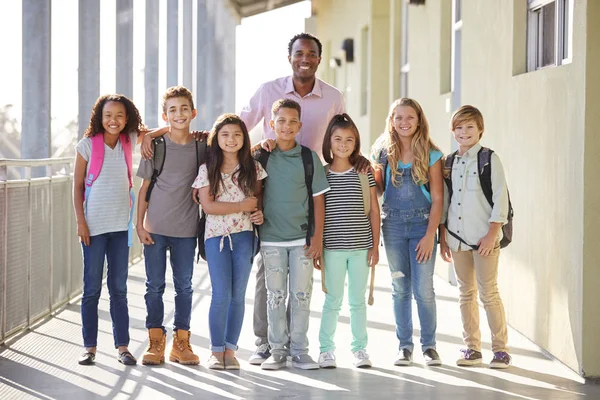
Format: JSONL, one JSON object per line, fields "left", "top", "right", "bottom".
{"left": 477, "top": 147, "right": 494, "bottom": 208}
{"left": 253, "top": 147, "right": 270, "bottom": 170}
{"left": 300, "top": 146, "right": 315, "bottom": 246}
{"left": 119, "top": 133, "right": 135, "bottom": 247}
{"left": 145, "top": 137, "right": 166, "bottom": 202}
{"left": 84, "top": 134, "right": 106, "bottom": 201}
{"left": 195, "top": 140, "right": 207, "bottom": 170}
{"left": 358, "top": 172, "right": 370, "bottom": 215}
{"left": 377, "top": 147, "right": 389, "bottom": 191}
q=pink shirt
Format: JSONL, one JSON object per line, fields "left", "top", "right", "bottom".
{"left": 239, "top": 76, "right": 346, "bottom": 158}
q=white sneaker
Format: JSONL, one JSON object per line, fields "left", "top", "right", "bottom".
{"left": 353, "top": 350, "right": 372, "bottom": 368}
{"left": 261, "top": 354, "right": 287, "bottom": 370}
{"left": 318, "top": 351, "right": 337, "bottom": 368}
{"left": 291, "top": 354, "right": 319, "bottom": 370}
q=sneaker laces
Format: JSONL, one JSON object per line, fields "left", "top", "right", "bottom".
{"left": 256, "top": 343, "right": 270, "bottom": 354}
{"left": 354, "top": 350, "right": 369, "bottom": 360}
{"left": 493, "top": 351, "right": 510, "bottom": 361}
{"left": 321, "top": 351, "right": 335, "bottom": 361}
{"left": 461, "top": 348, "right": 477, "bottom": 359}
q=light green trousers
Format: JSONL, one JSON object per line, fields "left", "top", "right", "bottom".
{"left": 318, "top": 249, "right": 370, "bottom": 353}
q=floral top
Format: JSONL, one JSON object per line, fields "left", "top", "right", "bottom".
{"left": 192, "top": 160, "right": 267, "bottom": 242}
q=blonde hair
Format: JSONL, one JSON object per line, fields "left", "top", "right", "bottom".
{"left": 373, "top": 98, "right": 440, "bottom": 187}
{"left": 451, "top": 105, "right": 485, "bottom": 138}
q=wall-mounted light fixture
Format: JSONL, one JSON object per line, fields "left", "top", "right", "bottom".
{"left": 342, "top": 38, "right": 354, "bottom": 62}
{"left": 329, "top": 57, "right": 342, "bottom": 69}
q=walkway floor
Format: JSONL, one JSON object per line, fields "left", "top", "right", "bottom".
{"left": 1, "top": 256, "right": 598, "bottom": 400}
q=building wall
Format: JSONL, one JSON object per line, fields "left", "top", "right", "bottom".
{"left": 313, "top": 0, "right": 599, "bottom": 376}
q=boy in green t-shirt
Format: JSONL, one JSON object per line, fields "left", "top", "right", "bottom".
{"left": 257, "top": 99, "right": 330, "bottom": 370}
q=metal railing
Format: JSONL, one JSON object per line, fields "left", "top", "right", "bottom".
{"left": 0, "top": 158, "right": 144, "bottom": 344}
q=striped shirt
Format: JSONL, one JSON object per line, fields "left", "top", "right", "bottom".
{"left": 76, "top": 132, "right": 137, "bottom": 236}
{"left": 323, "top": 168, "right": 375, "bottom": 250}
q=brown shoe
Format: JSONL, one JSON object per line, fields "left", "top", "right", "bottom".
{"left": 224, "top": 354, "right": 240, "bottom": 370}
{"left": 169, "top": 329, "right": 200, "bottom": 365}
{"left": 142, "top": 328, "right": 166, "bottom": 365}
{"left": 208, "top": 353, "right": 225, "bottom": 370}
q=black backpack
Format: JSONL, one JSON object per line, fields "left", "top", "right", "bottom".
{"left": 253, "top": 145, "right": 315, "bottom": 246}
{"left": 443, "top": 147, "right": 514, "bottom": 249}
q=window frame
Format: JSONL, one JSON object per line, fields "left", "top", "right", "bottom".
{"left": 527, "top": 0, "right": 573, "bottom": 72}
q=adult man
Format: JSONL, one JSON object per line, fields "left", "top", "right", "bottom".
{"left": 239, "top": 32, "right": 346, "bottom": 365}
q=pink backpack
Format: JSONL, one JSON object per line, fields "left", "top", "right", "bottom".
{"left": 84, "top": 133, "right": 135, "bottom": 246}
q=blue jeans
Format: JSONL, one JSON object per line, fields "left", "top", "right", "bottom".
{"left": 206, "top": 231, "right": 254, "bottom": 352}
{"left": 382, "top": 213, "right": 437, "bottom": 353}
{"left": 262, "top": 245, "right": 314, "bottom": 357}
{"left": 81, "top": 230, "right": 130, "bottom": 348}
{"left": 143, "top": 234, "right": 196, "bottom": 332}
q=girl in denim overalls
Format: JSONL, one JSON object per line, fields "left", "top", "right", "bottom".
{"left": 372, "top": 98, "right": 444, "bottom": 366}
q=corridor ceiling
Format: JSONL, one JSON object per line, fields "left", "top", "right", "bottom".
{"left": 228, "top": 0, "right": 305, "bottom": 18}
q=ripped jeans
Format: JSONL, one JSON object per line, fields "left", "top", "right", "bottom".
{"left": 262, "top": 245, "right": 314, "bottom": 357}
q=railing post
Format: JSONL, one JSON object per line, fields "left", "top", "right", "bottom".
{"left": 27, "top": 181, "right": 32, "bottom": 327}
{"left": 49, "top": 177, "right": 54, "bottom": 313}
{"left": 1, "top": 183, "right": 7, "bottom": 343}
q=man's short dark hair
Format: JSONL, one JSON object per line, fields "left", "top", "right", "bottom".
{"left": 288, "top": 33, "right": 322, "bottom": 57}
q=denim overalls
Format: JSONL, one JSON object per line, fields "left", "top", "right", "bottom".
{"left": 381, "top": 164, "right": 437, "bottom": 353}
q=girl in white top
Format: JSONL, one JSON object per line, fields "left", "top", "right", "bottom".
{"left": 73, "top": 94, "right": 145, "bottom": 366}
{"left": 192, "top": 114, "right": 267, "bottom": 370}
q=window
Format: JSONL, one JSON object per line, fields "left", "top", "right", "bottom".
{"left": 527, "top": 0, "right": 572, "bottom": 71}
{"left": 360, "top": 26, "right": 369, "bottom": 116}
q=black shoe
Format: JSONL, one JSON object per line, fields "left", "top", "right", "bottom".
{"left": 393, "top": 348, "right": 413, "bottom": 366}
{"left": 78, "top": 352, "right": 96, "bottom": 365}
{"left": 118, "top": 351, "right": 137, "bottom": 365}
{"left": 423, "top": 348, "right": 442, "bottom": 366}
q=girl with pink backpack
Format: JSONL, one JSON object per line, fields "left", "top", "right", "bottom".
{"left": 73, "top": 94, "right": 145, "bottom": 366}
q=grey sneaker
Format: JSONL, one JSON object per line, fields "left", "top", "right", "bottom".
{"left": 423, "top": 348, "right": 442, "bottom": 366}
{"left": 456, "top": 348, "right": 483, "bottom": 367}
{"left": 352, "top": 350, "right": 372, "bottom": 368}
{"left": 394, "top": 348, "right": 413, "bottom": 366}
{"left": 249, "top": 343, "right": 271, "bottom": 365}
{"left": 318, "top": 351, "right": 337, "bottom": 368}
{"left": 261, "top": 354, "right": 287, "bottom": 370}
{"left": 291, "top": 354, "right": 319, "bottom": 370}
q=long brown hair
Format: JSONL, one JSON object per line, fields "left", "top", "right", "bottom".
{"left": 84, "top": 94, "right": 145, "bottom": 137}
{"left": 322, "top": 113, "right": 361, "bottom": 165}
{"left": 206, "top": 114, "right": 257, "bottom": 198}
{"left": 372, "top": 98, "right": 440, "bottom": 186}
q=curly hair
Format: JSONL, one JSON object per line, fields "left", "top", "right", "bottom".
{"left": 206, "top": 114, "right": 257, "bottom": 199}
{"left": 288, "top": 32, "right": 322, "bottom": 56}
{"left": 84, "top": 94, "right": 145, "bottom": 137}
{"left": 322, "top": 113, "right": 361, "bottom": 166}
{"left": 372, "top": 98, "right": 440, "bottom": 187}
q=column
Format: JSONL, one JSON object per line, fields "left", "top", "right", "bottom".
{"left": 182, "top": 0, "right": 193, "bottom": 90}
{"left": 116, "top": 0, "right": 134, "bottom": 97}
{"left": 22, "top": 0, "right": 51, "bottom": 162}
{"left": 78, "top": 0, "right": 100, "bottom": 140}
{"left": 196, "top": 0, "right": 207, "bottom": 129}
{"left": 145, "top": 0, "right": 159, "bottom": 128}
{"left": 166, "top": 0, "right": 178, "bottom": 87}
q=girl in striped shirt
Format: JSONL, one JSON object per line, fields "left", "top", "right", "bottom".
{"left": 317, "top": 113, "right": 380, "bottom": 369}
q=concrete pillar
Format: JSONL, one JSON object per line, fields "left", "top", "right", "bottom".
{"left": 204, "top": 4, "right": 216, "bottom": 124}
{"left": 182, "top": 0, "right": 193, "bottom": 90}
{"left": 388, "top": 0, "right": 402, "bottom": 103}
{"left": 116, "top": 0, "right": 134, "bottom": 97}
{"left": 78, "top": 0, "right": 100, "bottom": 140}
{"left": 583, "top": 0, "right": 600, "bottom": 378}
{"left": 145, "top": 0, "right": 159, "bottom": 128}
{"left": 22, "top": 0, "right": 51, "bottom": 162}
{"left": 196, "top": 0, "right": 208, "bottom": 129}
{"left": 167, "top": 0, "right": 178, "bottom": 87}
{"left": 368, "top": 0, "right": 390, "bottom": 144}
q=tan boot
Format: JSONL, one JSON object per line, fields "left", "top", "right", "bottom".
{"left": 142, "top": 328, "right": 166, "bottom": 365}
{"left": 169, "top": 329, "right": 200, "bottom": 365}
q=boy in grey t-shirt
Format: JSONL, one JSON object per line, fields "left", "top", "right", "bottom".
{"left": 136, "top": 86, "right": 203, "bottom": 366}
{"left": 258, "top": 99, "right": 330, "bottom": 371}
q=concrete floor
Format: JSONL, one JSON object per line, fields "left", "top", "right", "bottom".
{"left": 1, "top": 255, "right": 599, "bottom": 400}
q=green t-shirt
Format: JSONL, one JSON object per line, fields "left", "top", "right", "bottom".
{"left": 261, "top": 143, "right": 330, "bottom": 243}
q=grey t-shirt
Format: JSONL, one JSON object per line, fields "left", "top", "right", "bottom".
{"left": 137, "top": 135, "right": 199, "bottom": 238}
